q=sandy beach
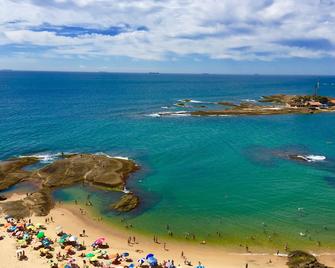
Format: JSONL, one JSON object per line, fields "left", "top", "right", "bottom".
{"left": 2, "top": 197, "right": 335, "bottom": 268}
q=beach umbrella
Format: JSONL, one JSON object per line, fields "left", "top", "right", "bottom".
{"left": 16, "top": 223, "right": 24, "bottom": 229}
{"left": 90, "top": 256, "right": 98, "bottom": 262}
{"left": 85, "top": 253, "right": 95, "bottom": 258}
{"left": 37, "top": 231, "right": 45, "bottom": 239}
{"left": 94, "top": 237, "right": 106, "bottom": 245}
{"left": 26, "top": 225, "right": 36, "bottom": 231}
{"left": 42, "top": 239, "right": 51, "bottom": 247}
{"left": 23, "top": 233, "right": 30, "bottom": 240}
{"left": 147, "top": 256, "right": 158, "bottom": 266}
{"left": 129, "top": 264, "right": 135, "bottom": 268}
{"left": 17, "top": 239, "right": 27, "bottom": 246}
{"left": 58, "top": 238, "right": 65, "bottom": 244}
{"left": 69, "top": 235, "right": 77, "bottom": 242}
{"left": 122, "top": 252, "right": 129, "bottom": 257}
{"left": 146, "top": 253, "right": 154, "bottom": 259}
{"left": 40, "top": 248, "right": 49, "bottom": 254}
{"left": 55, "top": 226, "right": 62, "bottom": 233}
{"left": 138, "top": 258, "right": 145, "bottom": 265}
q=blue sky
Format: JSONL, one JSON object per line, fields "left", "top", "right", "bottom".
{"left": 0, "top": 0, "right": 335, "bottom": 74}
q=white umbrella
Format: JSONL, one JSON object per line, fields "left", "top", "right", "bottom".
{"left": 69, "top": 236, "right": 78, "bottom": 242}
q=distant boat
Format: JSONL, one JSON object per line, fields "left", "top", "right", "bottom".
{"left": 148, "top": 72, "right": 160, "bottom": 75}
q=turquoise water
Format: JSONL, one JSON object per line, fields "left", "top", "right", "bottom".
{"left": 1, "top": 71, "right": 335, "bottom": 249}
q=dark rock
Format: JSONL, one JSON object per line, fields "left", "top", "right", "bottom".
{"left": 287, "top": 250, "right": 330, "bottom": 268}
{"left": 111, "top": 194, "right": 139, "bottom": 212}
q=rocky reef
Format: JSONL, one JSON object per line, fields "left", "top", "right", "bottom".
{"left": 157, "top": 94, "right": 335, "bottom": 117}
{"left": 111, "top": 194, "right": 140, "bottom": 212}
{"left": 287, "top": 251, "right": 329, "bottom": 268}
{"left": 0, "top": 154, "right": 140, "bottom": 217}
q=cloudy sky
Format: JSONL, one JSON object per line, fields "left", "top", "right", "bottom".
{"left": 1, "top": 0, "right": 335, "bottom": 74}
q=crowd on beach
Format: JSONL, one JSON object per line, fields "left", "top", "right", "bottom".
{"left": 0, "top": 215, "right": 206, "bottom": 268}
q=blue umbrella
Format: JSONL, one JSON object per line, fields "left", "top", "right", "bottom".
{"left": 129, "top": 264, "right": 135, "bottom": 268}
{"left": 122, "top": 252, "right": 129, "bottom": 257}
{"left": 146, "top": 253, "right": 154, "bottom": 259}
{"left": 147, "top": 256, "right": 158, "bottom": 266}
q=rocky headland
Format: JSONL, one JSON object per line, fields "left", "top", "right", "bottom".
{"left": 0, "top": 153, "right": 140, "bottom": 218}
{"left": 156, "top": 94, "right": 335, "bottom": 117}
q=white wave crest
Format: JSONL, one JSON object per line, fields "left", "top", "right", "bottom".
{"left": 95, "top": 152, "right": 129, "bottom": 160}
{"left": 242, "top": 99, "right": 257, "bottom": 102}
{"left": 296, "top": 154, "right": 326, "bottom": 162}
{"left": 146, "top": 111, "right": 190, "bottom": 117}
{"left": 19, "top": 153, "right": 61, "bottom": 163}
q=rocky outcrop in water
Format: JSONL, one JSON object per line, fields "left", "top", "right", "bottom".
{"left": 0, "top": 154, "right": 139, "bottom": 217}
{"left": 287, "top": 251, "right": 329, "bottom": 268}
{"left": 111, "top": 194, "right": 140, "bottom": 212}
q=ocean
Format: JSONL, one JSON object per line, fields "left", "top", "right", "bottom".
{"left": 1, "top": 71, "right": 335, "bottom": 250}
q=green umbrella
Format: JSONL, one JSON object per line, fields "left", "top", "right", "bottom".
{"left": 37, "top": 231, "right": 45, "bottom": 239}
{"left": 85, "top": 253, "right": 95, "bottom": 258}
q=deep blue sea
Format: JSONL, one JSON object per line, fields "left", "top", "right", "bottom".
{"left": 1, "top": 71, "right": 335, "bottom": 249}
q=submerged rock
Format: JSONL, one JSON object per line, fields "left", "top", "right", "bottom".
{"left": 287, "top": 251, "right": 329, "bottom": 268}
{"left": 111, "top": 194, "right": 139, "bottom": 212}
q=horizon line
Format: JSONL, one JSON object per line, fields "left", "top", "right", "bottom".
{"left": 0, "top": 69, "right": 334, "bottom": 77}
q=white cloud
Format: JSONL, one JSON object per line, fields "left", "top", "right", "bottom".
{"left": 0, "top": 0, "right": 335, "bottom": 62}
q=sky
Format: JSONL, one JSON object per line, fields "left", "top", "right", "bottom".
{"left": 0, "top": 0, "right": 335, "bottom": 74}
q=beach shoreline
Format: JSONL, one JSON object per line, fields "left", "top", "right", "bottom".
{"left": 28, "top": 203, "right": 335, "bottom": 266}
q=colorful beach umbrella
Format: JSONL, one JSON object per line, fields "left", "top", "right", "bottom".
{"left": 85, "top": 253, "right": 95, "bottom": 258}
{"left": 94, "top": 237, "right": 106, "bottom": 245}
{"left": 90, "top": 256, "right": 98, "bottom": 262}
{"left": 36, "top": 231, "right": 45, "bottom": 239}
